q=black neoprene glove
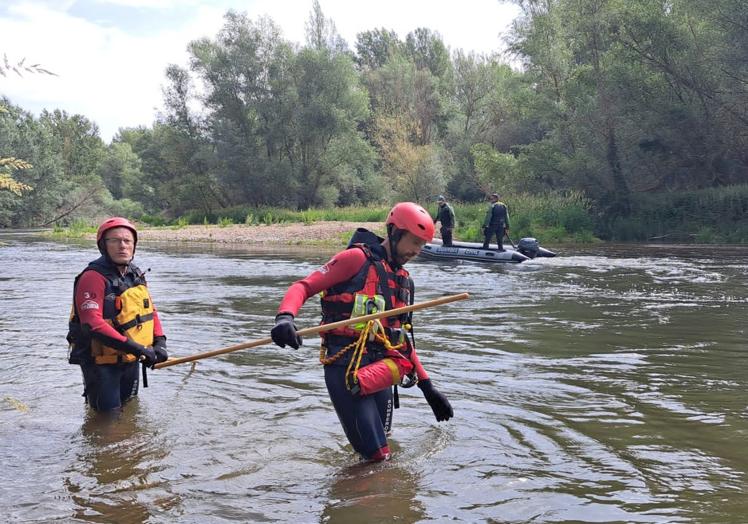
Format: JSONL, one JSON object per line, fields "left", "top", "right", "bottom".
{"left": 121, "top": 338, "right": 154, "bottom": 365}
{"left": 153, "top": 336, "right": 168, "bottom": 366}
{"left": 132, "top": 342, "right": 157, "bottom": 367}
{"left": 418, "top": 379, "right": 453, "bottom": 422}
{"left": 271, "top": 313, "right": 303, "bottom": 350}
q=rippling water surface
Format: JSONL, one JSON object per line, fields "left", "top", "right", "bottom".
{"left": 1, "top": 233, "right": 747, "bottom": 523}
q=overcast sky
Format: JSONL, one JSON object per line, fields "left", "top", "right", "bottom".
{"left": 0, "top": 0, "right": 520, "bottom": 142}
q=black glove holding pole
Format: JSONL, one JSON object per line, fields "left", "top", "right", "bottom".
{"left": 123, "top": 339, "right": 157, "bottom": 367}
{"left": 418, "top": 379, "right": 453, "bottom": 422}
{"left": 271, "top": 313, "right": 303, "bottom": 350}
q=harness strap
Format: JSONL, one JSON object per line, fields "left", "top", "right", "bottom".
{"left": 372, "top": 260, "right": 395, "bottom": 313}
{"left": 115, "top": 312, "right": 154, "bottom": 332}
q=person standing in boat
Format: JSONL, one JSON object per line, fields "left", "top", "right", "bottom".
{"left": 67, "top": 217, "right": 169, "bottom": 412}
{"left": 432, "top": 195, "right": 456, "bottom": 247}
{"left": 482, "top": 193, "right": 510, "bottom": 251}
{"left": 270, "top": 202, "right": 454, "bottom": 462}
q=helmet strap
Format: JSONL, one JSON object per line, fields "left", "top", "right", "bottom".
{"left": 386, "top": 224, "right": 403, "bottom": 269}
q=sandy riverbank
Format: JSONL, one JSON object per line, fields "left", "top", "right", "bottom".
{"left": 137, "top": 221, "right": 386, "bottom": 246}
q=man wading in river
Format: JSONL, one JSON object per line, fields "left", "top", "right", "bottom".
{"left": 67, "top": 217, "right": 168, "bottom": 412}
{"left": 270, "top": 202, "right": 453, "bottom": 461}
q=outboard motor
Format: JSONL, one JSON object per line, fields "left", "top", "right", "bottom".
{"left": 517, "top": 237, "right": 540, "bottom": 259}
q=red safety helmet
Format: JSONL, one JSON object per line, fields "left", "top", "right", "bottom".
{"left": 386, "top": 202, "right": 434, "bottom": 242}
{"left": 96, "top": 217, "right": 138, "bottom": 255}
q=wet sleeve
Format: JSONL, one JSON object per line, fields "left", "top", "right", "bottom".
{"left": 409, "top": 344, "right": 429, "bottom": 382}
{"left": 277, "top": 248, "right": 368, "bottom": 317}
{"left": 75, "top": 270, "right": 128, "bottom": 344}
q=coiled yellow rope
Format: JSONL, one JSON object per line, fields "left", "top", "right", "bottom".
{"left": 318, "top": 319, "right": 408, "bottom": 390}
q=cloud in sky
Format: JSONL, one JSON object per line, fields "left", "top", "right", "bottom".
{"left": 0, "top": 0, "right": 519, "bottom": 142}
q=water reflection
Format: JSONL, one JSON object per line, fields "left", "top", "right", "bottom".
{"left": 64, "top": 402, "right": 176, "bottom": 524}
{"left": 322, "top": 459, "right": 425, "bottom": 523}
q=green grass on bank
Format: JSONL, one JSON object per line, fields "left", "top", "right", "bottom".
{"left": 603, "top": 184, "right": 748, "bottom": 243}
{"left": 51, "top": 186, "right": 748, "bottom": 245}
{"left": 139, "top": 192, "right": 594, "bottom": 244}
{"left": 50, "top": 193, "right": 596, "bottom": 245}
{"left": 139, "top": 204, "right": 392, "bottom": 228}
{"left": 50, "top": 220, "right": 97, "bottom": 238}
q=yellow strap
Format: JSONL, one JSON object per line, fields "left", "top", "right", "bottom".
{"left": 346, "top": 321, "right": 373, "bottom": 389}
{"left": 382, "top": 358, "right": 401, "bottom": 385}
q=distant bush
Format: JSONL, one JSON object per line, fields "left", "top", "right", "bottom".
{"left": 604, "top": 185, "right": 748, "bottom": 243}
{"left": 50, "top": 218, "right": 96, "bottom": 238}
{"left": 139, "top": 214, "right": 169, "bottom": 227}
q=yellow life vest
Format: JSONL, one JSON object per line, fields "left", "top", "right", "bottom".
{"left": 67, "top": 258, "right": 155, "bottom": 365}
{"left": 91, "top": 284, "right": 155, "bottom": 364}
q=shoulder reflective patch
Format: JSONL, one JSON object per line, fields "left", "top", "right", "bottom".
{"left": 80, "top": 300, "right": 99, "bottom": 311}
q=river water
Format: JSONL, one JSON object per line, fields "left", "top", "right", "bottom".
{"left": 1, "top": 232, "right": 747, "bottom": 523}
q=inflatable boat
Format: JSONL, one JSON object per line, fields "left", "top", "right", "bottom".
{"left": 419, "top": 237, "right": 556, "bottom": 264}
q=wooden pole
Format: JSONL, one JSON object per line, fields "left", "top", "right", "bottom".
{"left": 154, "top": 292, "right": 469, "bottom": 369}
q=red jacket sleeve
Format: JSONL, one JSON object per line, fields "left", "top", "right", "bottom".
{"left": 277, "top": 248, "right": 368, "bottom": 317}
{"left": 152, "top": 308, "right": 164, "bottom": 338}
{"left": 75, "top": 270, "right": 128, "bottom": 343}
{"left": 409, "top": 345, "right": 429, "bottom": 381}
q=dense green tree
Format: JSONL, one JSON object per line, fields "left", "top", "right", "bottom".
{"left": 405, "top": 28, "right": 452, "bottom": 83}
{"left": 505, "top": 0, "right": 747, "bottom": 216}
{"left": 0, "top": 56, "right": 55, "bottom": 197}
{"left": 288, "top": 46, "right": 375, "bottom": 208}
{"left": 0, "top": 102, "right": 109, "bottom": 226}
{"left": 97, "top": 142, "right": 150, "bottom": 204}
{"left": 354, "top": 28, "right": 403, "bottom": 70}
{"left": 5, "top": 4, "right": 745, "bottom": 230}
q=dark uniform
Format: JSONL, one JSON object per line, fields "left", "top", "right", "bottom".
{"left": 482, "top": 198, "right": 510, "bottom": 250}
{"left": 433, "top": 200, "right": 456, "bottom": 246}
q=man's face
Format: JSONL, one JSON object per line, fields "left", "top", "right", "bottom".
{"left": 394, "top": 231, "right": 428, "bottom": 266}
{"left": 438, "top": 200, "right": 445, "bottom": 207}
{"left": 103, "top": 227, "right": 135, "bottom": 265}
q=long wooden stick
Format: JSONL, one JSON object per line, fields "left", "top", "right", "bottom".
{"left": 154, "top": 292, "right": 469, "bottom": 369}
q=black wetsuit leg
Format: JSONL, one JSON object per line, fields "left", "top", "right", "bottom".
{"left": 324, "top": 363, "right": 393, "bottom": 459}
{"left": 81, "top": 361, "right": 139, "bottom": 411}
{"left": 120, "top": 362, "right": 139, "bottom": 404}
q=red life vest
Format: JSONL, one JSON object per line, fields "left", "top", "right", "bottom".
{"left": 320, "top": 243, "right": 413, "bottom": 341}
